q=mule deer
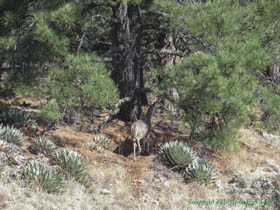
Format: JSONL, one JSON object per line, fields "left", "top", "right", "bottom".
{"left": 131, "top": 100, "right": 157, "bottom": 161}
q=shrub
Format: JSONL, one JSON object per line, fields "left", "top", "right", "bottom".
{"left": 39, "top": 100, "right": 61, "bottom": 123}
{"left": 0, "top": 109, "right": 35, "bottom": 128}
{"left": 160, "top": 39, "right": 268, "bottom": 148}
{"left": 42, "top": 54, "right": 119, "bottom": 111}
{"left": 184, "top": 158, "right": 218, "bottom": 186}
{"left": 87, "top": 135, "right": 111, "bottom": 152}
{"left": 32, "top": 136, "right": 56, "bottom": 156}
{"left": 52, "top": 149, "right": 90, "bottom": 185}
{"left": 158, "top": 140, "right": 197, "bottom": 170}
{"left": 23, "top": 161, "right": 66, "bottom": 193}
{"left": 0, "top": 124, "right": 24, "bottom": 145}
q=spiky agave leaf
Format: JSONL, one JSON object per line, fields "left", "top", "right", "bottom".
{"left": 184, "top": 158, "right": 218, "bottom": 185}
{"left": 33, "top": 136, "right": 56, "bottom": 156}
{"left": 158, "top": 140, "right": 197, "bottom": 169}
{"left": 0, "top": 109, "right": 35, "bottom": 127}
{"left": 87, "top": 141, "right": 103, "bottom": 151}
{"left": 87, "top": 135, "right": 111, "bottom": 151}
{"left": 0, "top": 124, "right": 24, "bottom": 145}
{"left": 23, "top": 161, "right": 66, "bottom": 193}
{"left": 52, "top": 149, "right": 90, "bottom": 185}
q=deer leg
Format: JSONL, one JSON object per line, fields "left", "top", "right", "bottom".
{"left": 137, "top": 139, "right": 142, "bottom": 154}
{"left": 133, "top": 140, "right": 137, "bottom": 161}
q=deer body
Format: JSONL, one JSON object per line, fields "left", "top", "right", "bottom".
{"left": 131, "top": 100, "right": 157, "bottom": 161}
{"left": 131, "top": 120, "right": 149, "bottom": 161}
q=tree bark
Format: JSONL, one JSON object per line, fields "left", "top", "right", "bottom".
{"left": 111, "top": 2, "right": 144, "bottom": 122}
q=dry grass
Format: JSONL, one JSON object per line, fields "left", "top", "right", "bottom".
{"left": 0, "top": 99, "right": 279, "bottom": 210}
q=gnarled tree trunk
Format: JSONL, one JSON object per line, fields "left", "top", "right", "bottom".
{"left": 111, "top": 2, "right": 145, "bottom": 122}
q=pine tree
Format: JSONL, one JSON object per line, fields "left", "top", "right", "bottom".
{"left": 0, "top": 0, "right": 280, "bottom": 147}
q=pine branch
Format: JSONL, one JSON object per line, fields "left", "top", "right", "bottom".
{"left": 82, "top": 0, "right": 117, "bottom": 15}
{"left": 77, "top": 18, "right": 112, "bottom": 55}
{"left": 142, "top": 10, "right": 170, "bottom": 17}
{"left": 141, "top": 48, "right": 186, "bottom": 57}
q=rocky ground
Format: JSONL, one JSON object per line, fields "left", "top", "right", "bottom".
{"left": 0, "top": 98, "right": 280, "bottom": 210}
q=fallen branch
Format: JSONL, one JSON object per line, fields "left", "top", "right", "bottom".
{"left": 96, "top": 97, "right": 132, "bottom": 133}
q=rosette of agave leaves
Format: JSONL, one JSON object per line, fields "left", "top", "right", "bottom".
{"left": 32, "top": 136, "right": 56, "bottom": 157}
{"left": 158, "top": 140, "right": 197, "bottom": 170}
{"left": 23, "top": 161, "right": 66, "bottom": 193}
{"left": 52, "top": 149, "right": 91, "bottom": 186}
{"left": 0, "top": 124, "right": 24, "bottom": 145}
{"left": 0, "top": 109, "right": 35, "bottom": 128}
{"left": 184, "top": 158, "right": 218, "bottom": 186}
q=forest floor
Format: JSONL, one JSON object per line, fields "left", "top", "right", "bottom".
{"left": 1, "top": 98, "right": 280, "bottom": 210}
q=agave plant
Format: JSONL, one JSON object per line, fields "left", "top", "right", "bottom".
{"left": 0, "top": 124, "right": 24, "bottom": 145}
{"left": 23, "top": 161, "right": 66, "bottom": 193}
{"left": 32, "top": 136, "right": 56, "bottom": 156}
{"left": 184, "top": 158, "right": 218, "bottom": 185}
{"left": 0, "top": 109, "right": 35, "bottom": 128}
{"left": 158, "top": 140, "right": 197, "bottom": 169}
{"left": 87, "top": 141, "right": 103, "bottom": 151}
{"left": 52, "top": 149, "right": 90, "bottom": 185}
{"left": 87, "top": 135, "right": 111, "bottom": 151}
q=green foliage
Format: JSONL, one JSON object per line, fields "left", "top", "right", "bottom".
{"left": 1, "top": 0, "right": 280, "bottom": 141}
{"left": 0, "top": 124, "right": 23, "bottom": 145}
{"left": 158, "top": 139, "right": 219, "bottom": 186}
{"left": 258, "top": 86, "right": 280, "bottom": 133}
{"left": 87, "top": 135, "right": 111, "bottom": 152}
{"left": 160, "top": 38, "right": 268, "bottom": 147}
{"left": 158, "top": 140, "right": 197, "bottom": 169}
{"left": 152, "top": 0, "right": 280, "bottom": 137}
{"left": 44, "top": 54, "right": 119, "bottom": 109}
{"left": 184, "top": 158, "right": 218, "bottom": 186}
{"left": 52, "top": 149, "right": 90, "bottom": 185}
{"left": 32, "top": 136, "right": 56, "bottom": 156}
{"left": 39, "top": 100, "right": 61, "bottom": 123}
{"left": 0, "top": 109, "right": 35, "bottom": 128}
{"left": 1, "top": 0, "right": 118, "bottom": 119}
{"left": 23, "top": 161, "right": 66, "bottom": 193}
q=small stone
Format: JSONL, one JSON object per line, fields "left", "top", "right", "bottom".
{"left": 163, "top": 181, "right": 170, "bottom": 187}
{"left": 101, "top": 189, "right": 111, "bottom": 194}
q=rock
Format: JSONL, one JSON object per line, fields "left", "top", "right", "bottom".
{"left": 254, "top": 159, "right": 280, "bottom": 179}
{"left": 250, "top": 178, "right": 280, "bottom": 208}
{"left": 0, "top": 151, "right": 8, "bottom": 168}
{"left": 225, "top": 173, "right": 280, "bottom": 209}
{"left": 262, "top": 131, "right": 280, "bottom": 142}
{"left": 101, "top": 189, "right": 111, "bottom": 194}
{"left": 228, "top": 172, "right": 247, "bottom": 189}
{"left": 163, "top": 181, "right": 170, "bottom": 187}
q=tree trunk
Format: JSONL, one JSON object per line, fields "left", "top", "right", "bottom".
{"left": 158, "top": 33, "right": 180, "bottom": 117}
{"left": 111, "top": 2, "right": 144, "bottom": 122}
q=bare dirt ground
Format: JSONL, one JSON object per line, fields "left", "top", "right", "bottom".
{"left": 1, "top": 98, "right": 280, "bottom": 210}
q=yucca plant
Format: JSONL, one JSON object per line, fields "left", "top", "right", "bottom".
{"left": 87, "top": 135, "right": 111, "bottom": 151}
{"left": 158, "top": 140, "right": 197, "bottom": 170}
{"left": 184, "top": 158, "right": 218, "bottom": 186}
{"left": 23, "top": 161, "right": 66, "bottom": 193}
{"left": 32, "top": 136, "right": 56, "bottom": 156}
{"left": 0, "top": 109, "right": 35, "bottom": 128}
{"left": 52, "top": 149, "right": 90, "bottom": 185}
{"left": 0, "top": 124, "right": 24, "bottom": 145}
